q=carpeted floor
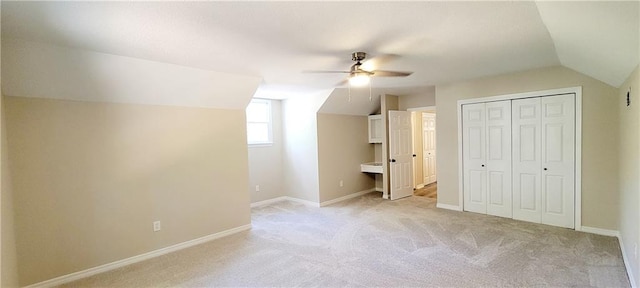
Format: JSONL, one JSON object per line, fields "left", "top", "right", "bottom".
{"left": 62, "top": 193, "right": 630, "bottom": 287}
{"left": 415, "top": 182, "right": 437, "bottom": 198}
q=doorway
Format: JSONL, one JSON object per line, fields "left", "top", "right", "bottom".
{"left": 410, "top": 107, "right": 437, "bottom": 199}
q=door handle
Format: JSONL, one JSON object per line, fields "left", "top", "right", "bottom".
{"left": 481, "top": 164, "right": 485, "bottom": 167}
{"left": 544, "top": 168, "right": 548, "bottom": 171}
{"left": 390, "top": 159, "right": 396, "bottom": 162}
{"left": 412, "top": 154, "right": 416, "bottom": 157}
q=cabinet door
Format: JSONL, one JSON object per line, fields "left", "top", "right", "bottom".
{"left": 368, "top": 115, "right": 383, "bottom": 143}
{"left": 485, "top": 101, "right": 512, "bottom": 218}
{"left": 541, "top": 94, "right": 575, "bottom": 228}
{"left": 512, "top": 98, "right": 542, "bottom": 223}
{"left": 462, "top": 103, "right": 486, "bottom": 214}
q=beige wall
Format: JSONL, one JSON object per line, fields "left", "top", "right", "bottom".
{"left": 317, "top": 114, "right": 374, "bottom": 202}
{"left": 617, "top": 65, "right": 639, "bottom": 287}
{"left": 2, "top": 98, "right": 19, "bottom": 287}
{"left": 5, "top": 97, "right": 252, "bottom": 285}
{"left": 398, "top": 86, "right": 436, "bottom": 110}
{"left": 248, "top": 100, "right": 284, "bottom": 203}
{"left": 282, "top": 91, "right": 331, "bottom": 203}
{"left": 436, "top": 65, "right": 619, "bottom": 230}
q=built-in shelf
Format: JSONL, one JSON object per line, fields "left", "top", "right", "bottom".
{"left": 361, "top": 162, "right": 383, "bottom": 174}
{"left": 368, "top": 115, "right": 383, "bottom": 143}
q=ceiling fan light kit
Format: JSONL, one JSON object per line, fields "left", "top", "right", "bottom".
{"left": 348, "top": 73, "right": 371, "bottom": 87}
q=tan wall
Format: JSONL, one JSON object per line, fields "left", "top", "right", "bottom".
{"left": 248, "top": 100, "right": 284, "bottom": 203}
{"left": 2, "top": 97, "right": 19, "bottom": 287}
{"left": 617, "top": 65, "right": 639, "bottom": 287}
{"left": 5, "top": 97, "right": 251, "bottom": 285}
{"left": 317, "top": 114, "right": 374, "bottom": 202}
{"left": 281, "top": 92, "right": 331, "bottom": 203}
{"left": 435, "top": 65, "right": 619, "bottom": 230}
{"left": 398, "top": 87, "right": 436, "bottom": 110}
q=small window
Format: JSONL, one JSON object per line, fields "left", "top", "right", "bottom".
{"left": 246, "top": 99, "right": 272, "bottom": 145}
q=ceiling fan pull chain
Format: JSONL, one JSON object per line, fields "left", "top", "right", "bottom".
{"left": 369, "top": 78, "right": 372, "bottom": 101}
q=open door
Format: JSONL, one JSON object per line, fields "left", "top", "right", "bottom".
{"left": 389, "top": 110, "right": 414, "bottom": 200}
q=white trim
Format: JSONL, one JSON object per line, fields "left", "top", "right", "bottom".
{"left": 457, "top": 87, "right": 582, "bottom": 105}
{"left": 436, "top": 202, "right": 462, "bottom": 211}
{"left": 415, "top": 184, "right": 425, "bottom": 189}
{"left": 24, "top": 224, "right": 252, "bottom": 288}
{"left": 284, "top": 196, "right": 320, "bottom": 207}
{"left": 618, "top": 236, "right": 638, "bottom": 288}
{"left": 250, "top": 196, "right": 288, "bottom": 208}
{"left": 407, "top": 105, "right": 436, "bottom": 112}
{"left": 375, "top": 187, "right": 383, "bottom": 192}
{"left": 579, "top": 226, "right": 620, "bottom": 237}
{"left": 574, "top": 89, "right": 583, "bottom": 230}
{"left": 456, "top": 86, "right": 583, "bottom": 230}
{"left": 319, "top": 189, "right": 376, "bottom": 207}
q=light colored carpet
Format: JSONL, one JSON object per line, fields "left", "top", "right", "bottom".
{"left": 61, "top": 193, "right": 630, "bottom": 287}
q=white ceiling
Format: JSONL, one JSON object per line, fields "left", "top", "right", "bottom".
{"left": 1, "top": 1, "right": 638, "bottom": 102}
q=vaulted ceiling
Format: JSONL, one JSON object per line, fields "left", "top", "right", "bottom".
{"left": 2, "top": 1, "right": 638, "bottom": 102}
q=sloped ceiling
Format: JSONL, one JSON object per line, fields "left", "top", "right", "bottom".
{"left": 536, "top": 1, "right": 639, "bottom": 88}
{"left": 1, "top": 1, "right": 638, "bottom": 107}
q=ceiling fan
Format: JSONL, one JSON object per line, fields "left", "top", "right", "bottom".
{"left": 305, "top": 52, "right": 413, "bottom": 87}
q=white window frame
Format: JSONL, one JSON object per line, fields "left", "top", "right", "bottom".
{"left": 246, "top": 98, "right": 273, "bottom": 146}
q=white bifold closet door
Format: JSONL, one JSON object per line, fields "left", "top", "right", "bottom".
{"left": 512, "top": 94, "right": 575, "bottom": 228}
{"left": 462, "top": 100, "right": 512, "bottom": 218}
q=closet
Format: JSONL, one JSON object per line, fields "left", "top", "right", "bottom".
{"left": 461, "top": 92, "right": 577, "bottom": 229}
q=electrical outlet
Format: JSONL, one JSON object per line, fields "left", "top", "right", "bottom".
{"left": 153, "top": 221, "right": 161, "bottom": 232}
{"left": 339, "top": 180, "right": 344, "bottom": 187}
{"left": 255, "top": 185, "right": 260, "bottom": 192}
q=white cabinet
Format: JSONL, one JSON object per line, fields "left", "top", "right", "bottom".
{"left": 368, "top": 115, "right": 383, "bottom": 143}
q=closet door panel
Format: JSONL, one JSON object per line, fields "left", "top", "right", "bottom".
{"left": 541, "top": 94, "right": 575, "bottom": 228}
{"left": 462, "top": 103, "right": 486, "bottom": 214}
{"left": 485, "top": 100, "right": 512, "bottom": 218}
{"left": 512, "top": 98, "right": 542, "bottom": 223}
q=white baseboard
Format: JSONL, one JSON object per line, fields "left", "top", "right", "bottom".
{"left": 415, "top": 184, "right": 425, "bottom": 189}
{"left": 436, "top": 202, "right": 462, "bottom": 211}
{"left": 617, "top": 236, "right": 638, "bottom": 288}
{"left": 375, "top": 187, "right": 383, "bottom": 192}
{"left": 24, "top": 224, "right": 252, "bottom": 288}
{"left": 250, "top": 196, "right": 288, "bottom": 208}
{"left": 320, "top": 188, "right": 375, "bottom": 207}
{"left": 579, "top": 227, "right": 636, "bottom": 287}
{"left": 579, "top": 226, "right": 620, "bottom": 237}
{"left": 284, "top": 196, "right": 320, "bottom": 207}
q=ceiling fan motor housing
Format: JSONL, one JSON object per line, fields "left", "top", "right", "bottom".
{"left": 351, "top": 52, "right": 367, "bottom": 62}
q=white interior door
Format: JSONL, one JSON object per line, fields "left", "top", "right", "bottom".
{"left": 389, "top": 110, "right": 414, "bottom": 200}
{"left": 462, "top": 103, "right": 486, "bottom": 214}
{"left": 512, "top": 97, "right": 542, "bottom": 223}
{"left": 422, "top": 113, "right": 436, "bottom": 185}
{"left": 541, "top": 94, "right": 575, "bottom": 228}
{"left": 485, "top": 101, "right": 512, "bottom": 218}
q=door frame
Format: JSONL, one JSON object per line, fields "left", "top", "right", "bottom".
{"left": 408, "top": 106, "right": 436, "bottom": 190}
{"left": 455, "top": 86, "right": 583, "bottom": 230}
